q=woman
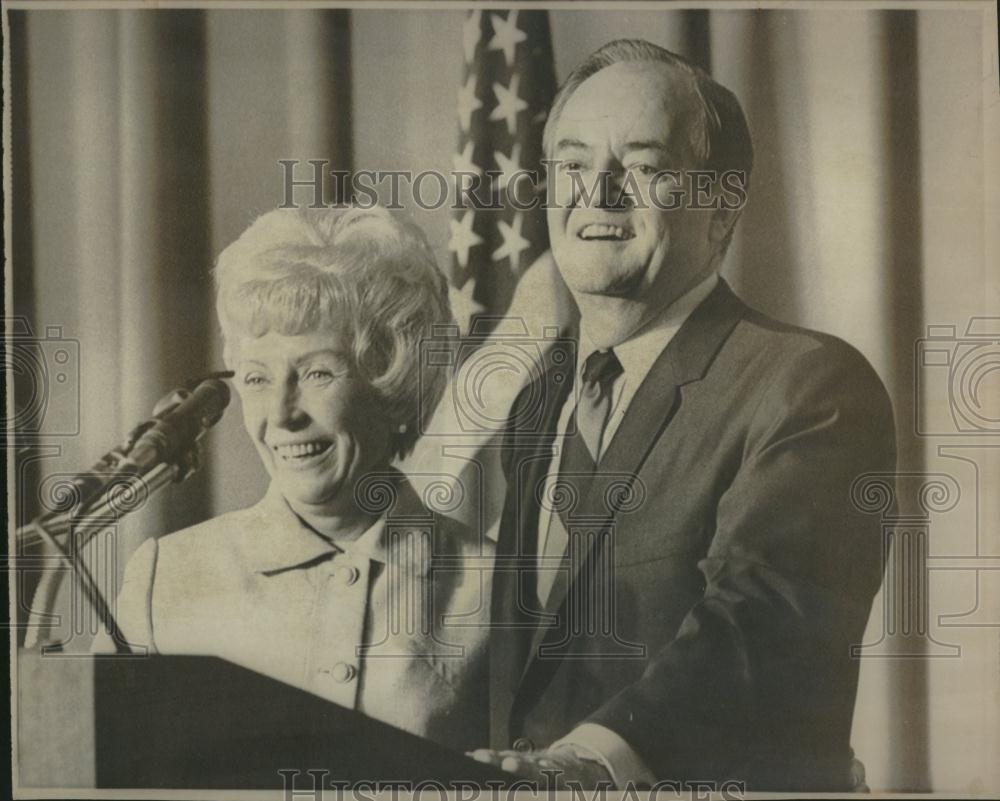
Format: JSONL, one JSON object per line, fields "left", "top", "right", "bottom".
{"left": 105, "top": 205, "right": 492, "bottom": 748}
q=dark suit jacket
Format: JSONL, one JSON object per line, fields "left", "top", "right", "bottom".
{"left": 490, "top": 280, "right": 896, "bottom": 791}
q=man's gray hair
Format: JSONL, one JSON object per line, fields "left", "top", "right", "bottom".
{"left": 542, "top": 39, "right": 754, "bottom": 183}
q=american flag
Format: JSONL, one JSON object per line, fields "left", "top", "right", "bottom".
{"left": 448, "top": 10, "right": 557, "bottom": 333}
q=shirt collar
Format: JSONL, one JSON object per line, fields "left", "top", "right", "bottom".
{"left": 247, "top": 482, "right": 391, "bottom": 574}
{"left": 579, "top": 272, "right": 719, "bottom": 387}
{"left": 247, "top": 472, "right": 441, "bottom": 576}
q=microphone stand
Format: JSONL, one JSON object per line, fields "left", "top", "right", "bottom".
{"left": 22, "top": 463, "right": 182, "bottom": 653}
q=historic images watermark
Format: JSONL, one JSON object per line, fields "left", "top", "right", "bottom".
{"left": 3, "top": 317, "right": 81, "bottom": 440}
{"left": 6, "top": 315, "right": 196, "bottom": 656}
{"left": 5, "top": 315, "right": 100, "bottom": 655}
{"left": 18, "top": 315, "right": 998, "bottom": 665}
{"left": 418, "top": 320, "right": 575, "bottom": 438}
{"left": 847, "top": 318, "right": 1000, "bottom": 659}
{"left": 278, "top": 768, "right": 746, "bottom": 800}
{"left": 277, "top": 160, "right": 750, "bottom": 213}
{"left": 915, "top": 317, "right": 1000, "bottom": 436}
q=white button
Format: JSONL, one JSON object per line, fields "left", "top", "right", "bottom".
{"left": 330, "top": 662, "right": 356, "bottom": 683}
{"left": 339, "top": 565, "right": 360, "bottom": 585}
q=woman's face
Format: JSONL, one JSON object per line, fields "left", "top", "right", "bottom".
{"left": 230, "top": 327, "right": 393, "bottom": 520}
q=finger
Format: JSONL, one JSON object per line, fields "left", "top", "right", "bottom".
{"left": 468, "top": 749, "right": 499, "bottom": 764}
{"left": 500, "top": 756, "right": 522, "bottom": 774}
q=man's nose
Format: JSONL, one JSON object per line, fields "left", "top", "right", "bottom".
{"left": 600, "top": 169, "right": 630, "bottom": 209}
{"left": 578, "top": 166, "right": 630, "bottom": 210}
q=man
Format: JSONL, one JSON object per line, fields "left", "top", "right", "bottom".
{"left": 470, "top": 40, "right": 895, "bottom": 791}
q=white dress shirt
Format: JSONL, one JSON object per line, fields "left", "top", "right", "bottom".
{"left": 539, "top": 272, "right": 720, "bottom": 787}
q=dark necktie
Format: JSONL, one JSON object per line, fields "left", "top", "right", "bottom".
{"left": 537, "top": 349, "right": 623, "bottom": 602}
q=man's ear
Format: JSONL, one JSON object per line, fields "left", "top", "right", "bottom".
{"left": 708, "top": 208, "right": 742, "bottom": 261}
{"left": 708, "top": 206, "right": 742, "bottom": 251}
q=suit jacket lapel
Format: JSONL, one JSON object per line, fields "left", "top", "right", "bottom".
{"left": 521, "top": 280, "right": 747, "bottom": 677}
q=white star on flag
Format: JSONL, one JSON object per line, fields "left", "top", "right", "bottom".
{"left": 493, "top": 143, "right": 523, "bottom": 193}
{"left": 452, "top": 140, "right": 481, "bottom": 177}
{"left": 448, "top": 278, "right": 486, "bottom": 336}
{"left": 456, "top": 74, "right": 483, "bottom": 134}
{"left": 488, "top": 11, "right": 527, "bottom": 69}
{"left": 492, "top": 212, "right": 530, "bottom": 271}
{"left": 448, "top": 210, "right": 483, "bottom": 270}
{"left": 462, "top": 10, "right": 482, "bottom": 64}
{"left": 490, "top": 75, "right": 528, "bottom": 137}
{"left": 450, "top": 9, "right": 556, "bottom": 321}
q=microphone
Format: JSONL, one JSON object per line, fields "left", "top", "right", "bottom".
{"left": 19, "top": 375, "right": 233, "bottom": 554}
{"left": 35, "top": 381, "right": 225, "bottom": 521}
{"left": 127, "top": 378, "right": 232, "bottom": 474}
{"left": 21, "top": 376, "right": 232, "bottom": 652}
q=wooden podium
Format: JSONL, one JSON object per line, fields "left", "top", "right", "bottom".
{"left": 93, "top": 655, "right": 510, "bottom": 789}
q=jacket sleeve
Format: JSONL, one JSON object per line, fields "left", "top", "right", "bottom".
{"left": 585, "top": 340, "right": 896, "bottom": 785}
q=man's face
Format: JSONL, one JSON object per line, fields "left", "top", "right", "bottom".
{"left": 547, "top": 61, "right": 717, "bottom": 311}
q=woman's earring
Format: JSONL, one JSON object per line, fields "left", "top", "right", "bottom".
{"left": 398, "top": 423, "right": 408, "bottom": 434}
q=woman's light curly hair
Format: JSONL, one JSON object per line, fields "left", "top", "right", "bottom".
{"left": 214, "top": 205, "right": 453, "bottom": 459}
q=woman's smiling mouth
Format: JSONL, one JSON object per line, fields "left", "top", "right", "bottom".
{"left": 272, "top": 440, "right": 333, "bottom": 466}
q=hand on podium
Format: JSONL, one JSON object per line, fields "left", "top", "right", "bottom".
{"left": 468, "top": 744, "right": 614, "bottom": 789}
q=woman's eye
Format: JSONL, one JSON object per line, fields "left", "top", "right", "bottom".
{"left": 302, "top": 368, "right": 337, "bottom": 383}
{"left": 559, "top": 160, "right": 584, "bottom": 173}
{"left": 242, "top": 373, "right": 268, "bottom": 388}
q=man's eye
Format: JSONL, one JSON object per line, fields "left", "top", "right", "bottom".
{"left": 629, "top": 163, "right": 658, "bottom": 177}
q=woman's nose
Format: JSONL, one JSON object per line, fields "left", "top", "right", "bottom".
{"left": 269, "top": 381, "right": 305, "bottom": 428}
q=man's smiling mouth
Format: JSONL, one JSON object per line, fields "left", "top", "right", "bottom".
{"left": 577, "top": 223, "right": 635, "bottom": 241}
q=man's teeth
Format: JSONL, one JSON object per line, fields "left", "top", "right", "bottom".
{"left": 579, "top": 223, "right": 634, "bottom": 240}
{"left": 275, "top": 442, "right": 329, "bottom": 459}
